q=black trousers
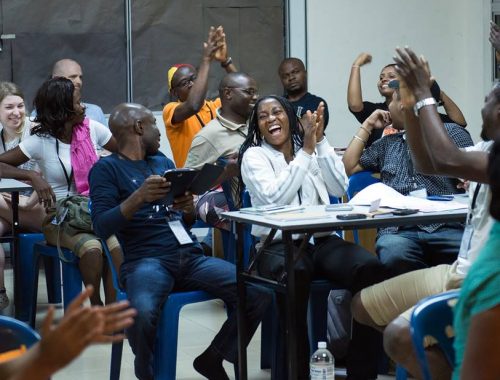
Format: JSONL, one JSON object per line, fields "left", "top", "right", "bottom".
{"left": 257, "top": 234, "right": 388, "bottom": 380}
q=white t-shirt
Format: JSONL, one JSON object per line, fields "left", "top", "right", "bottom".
{"left": 0, "top": 117, "right": 36, "bottom": 172}
{"left": 456, "top": 140, "right": 494, "bottom": 275}
{"left": 19, "top": 120, "right": 111, "bottom": 200}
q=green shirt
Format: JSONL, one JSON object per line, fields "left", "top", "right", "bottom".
{"left": 453, "top": 221, "right": 500, "bottom": 379}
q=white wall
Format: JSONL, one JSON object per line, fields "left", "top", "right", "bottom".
{"left": 104, "top": 111, "right": 174, "bottom": 160}
{"left": 303, "top": 0, "right": 492, "bottom": 146}
{"left": 153, "top": 111, "right": 174, "bottom": 160}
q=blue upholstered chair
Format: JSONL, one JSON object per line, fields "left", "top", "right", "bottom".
{"left": 18, "top": 233, "right": 82, "bottom": 327}
{"left": 410, "top": 290, "right": 459, "bottom": 380}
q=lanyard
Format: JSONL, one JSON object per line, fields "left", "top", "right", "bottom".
{"left": 1, "top": 130, "right": 6, "bottom": 152}
{"left": 194, "top": 103, "right": 214, "bottom": 128}
{"left": 56, "top": 139, "right": 73, "bottom": 197}
{"left": 467, "top": 183, "right": 481, "bottom": 224}
{"left": 1, "top": 129, "right": 21, "bottom": 152}
{"left": 235, "top": 128, "right": 247, "bottom": 139}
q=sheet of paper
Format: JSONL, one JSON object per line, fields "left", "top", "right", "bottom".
{"left": 348, "top": 183, "right": 468, "bottom": 213}
{"left": 265, "top": 210, "right": 332, "bottom": 221}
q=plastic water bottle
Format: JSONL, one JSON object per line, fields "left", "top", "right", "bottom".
{"left": 310, "top": 341, "right": 335, "bottom": 380}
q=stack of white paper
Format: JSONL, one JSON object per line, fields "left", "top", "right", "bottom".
{"left": 348, "top": 183, "right": 468, "bottom": 213}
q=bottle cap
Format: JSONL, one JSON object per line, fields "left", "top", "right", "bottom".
{"left": 318, "top": 341, "right": 327, "bottom": 349}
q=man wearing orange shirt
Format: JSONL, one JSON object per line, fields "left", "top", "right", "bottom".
{"left": 163, "top": 26, "right": 237, "bottom": 167}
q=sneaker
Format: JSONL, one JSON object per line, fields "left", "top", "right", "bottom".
{"left": 0, "top": 289, "right": 9, "bottom": 310}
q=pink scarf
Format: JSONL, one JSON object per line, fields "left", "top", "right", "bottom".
{"left": 70, "top": 118, "right": 98, "bottom": 196}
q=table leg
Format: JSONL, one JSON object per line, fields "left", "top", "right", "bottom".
{"left": 11, "top": 191, "right": 21, "bottom": 319}
{"left": 236, "top": 221, "right": 248, "bottom": 380}
{"left": 283, "top": 231, "right": 298, "bottom": 379}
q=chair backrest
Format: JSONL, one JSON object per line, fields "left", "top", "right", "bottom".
{"left": 0, "top": 315, "right": 40, "bottom": 359}
{"left": 346, "top": 170, "right": 380, "bottom": 200}
{"left": 410, "top": 290, "right": 460, "bottom": 380}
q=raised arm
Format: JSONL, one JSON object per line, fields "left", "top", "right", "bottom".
{"left": 394, "top": 47, "right": 489, "bottom": 183}
{"left": 171, "top": 27, "right": 224, "bottom": 124}
{"left": 342, "top": 109, "right": 391, "bottom": 176}
{"left": 397, "top": 78, "right": 450, "bottom": 174}
{"left": 347, "top": 53, "right": 372, "bottom": 112}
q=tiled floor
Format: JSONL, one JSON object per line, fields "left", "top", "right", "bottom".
{"left": 1, "top": 263, "right": 396, "bottom": 380}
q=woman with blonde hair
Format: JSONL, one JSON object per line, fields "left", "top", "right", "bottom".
{"left": 0, "top": 82, "right": 45, "bottom": 310}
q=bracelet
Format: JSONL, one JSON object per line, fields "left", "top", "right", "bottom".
{"left": 221, "top": 57, "right": 233, "bottom": 68}
{"left": 353, "top": 135, "right": 367, "bottom": 145}
{"left": 359, "top": 125, "right": 372, "bottom": 135}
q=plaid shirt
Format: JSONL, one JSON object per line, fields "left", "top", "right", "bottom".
{"left": 359, "top": 123, "right": 473, "bottom": 234}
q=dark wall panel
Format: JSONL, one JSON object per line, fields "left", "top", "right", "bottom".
{"left": 0, "top": 0, "right": 126, "bottom": 112}
{"left": 132, "top": 0, "right": 284, "bottom": 110}
{"left": 0, "top": 0, "right": 284, "bottom": 113}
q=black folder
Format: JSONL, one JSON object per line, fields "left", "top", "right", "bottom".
{"left": 163, "top": 163, "right": 225, "bottom": 204}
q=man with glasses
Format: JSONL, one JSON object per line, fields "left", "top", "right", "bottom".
{"left": 184, "top": 72, "right": 258, "bottom": 228}
{"left": 163, "top": 26, "right": 237, "bottom": 168}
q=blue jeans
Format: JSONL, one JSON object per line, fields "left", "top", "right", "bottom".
{"left": 376, "top": 225, "right": 464, "bottom": 277}
{"left": 121, "top": 245, "right": 271, "bottom": 380}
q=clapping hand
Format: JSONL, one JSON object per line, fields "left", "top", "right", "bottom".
{"left": 393, "top": 47, "right": 432, "bottom": 101}
{"left": 301, "top": 110, "right": 319, "bottom": 155}
{"left": 203, "top": 26, "right": 225, "bottom": 61}
{"left": 39, "top": 286, "right": 135, "bottom": 373}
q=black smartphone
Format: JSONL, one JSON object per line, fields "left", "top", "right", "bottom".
{"left": 336, "top": 213, "right": 367, "bottom": 220}
{"left": 392, "top": 209, "right": 419, "bottom": 216}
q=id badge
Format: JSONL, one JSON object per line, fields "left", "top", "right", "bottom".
{"left": 409, "top": 187, "right": 428, "bottom": 198}
{"left": 168, "top": 220, "right": 194, "bottom": 245}
{"left": 51, "top": 207, "right": 68, "bottom": 225}
{"left": 458, "top": 224, "right": 473, "bottom": 259}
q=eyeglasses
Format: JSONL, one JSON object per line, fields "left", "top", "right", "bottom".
{"left": 174, "top": 74, "right": 197, "bottom": 89}
{"left": 224, "top": 87, "right": 258, "bottom": 97}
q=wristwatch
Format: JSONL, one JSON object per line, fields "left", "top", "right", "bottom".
{"left": 413, "top": 97, "right": 437, "bottom": 116}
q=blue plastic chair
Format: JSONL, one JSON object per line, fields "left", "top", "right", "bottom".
{"left": 410, "top": 290, "right": 459, "bottom": 380}
{"left": 346, "top": 170, "right": 381, "bottom": 200}
{"left": 0, "top": 315, "right": 40, "bottom": 354}
{"left": 346, "top": 171, "right": 380, "bottom": 244}
{"left": 100, "top": 240, "right": 229, "bottom": 380}
{"left": 18, "top": 233, "right": 82, "bottom": 327}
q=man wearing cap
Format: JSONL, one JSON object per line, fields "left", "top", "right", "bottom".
{"left": 163, "top": 26, "right": 237, "bottom": 168}
{"left": 342, "top": 79, "right": 473, "bottom": 277}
